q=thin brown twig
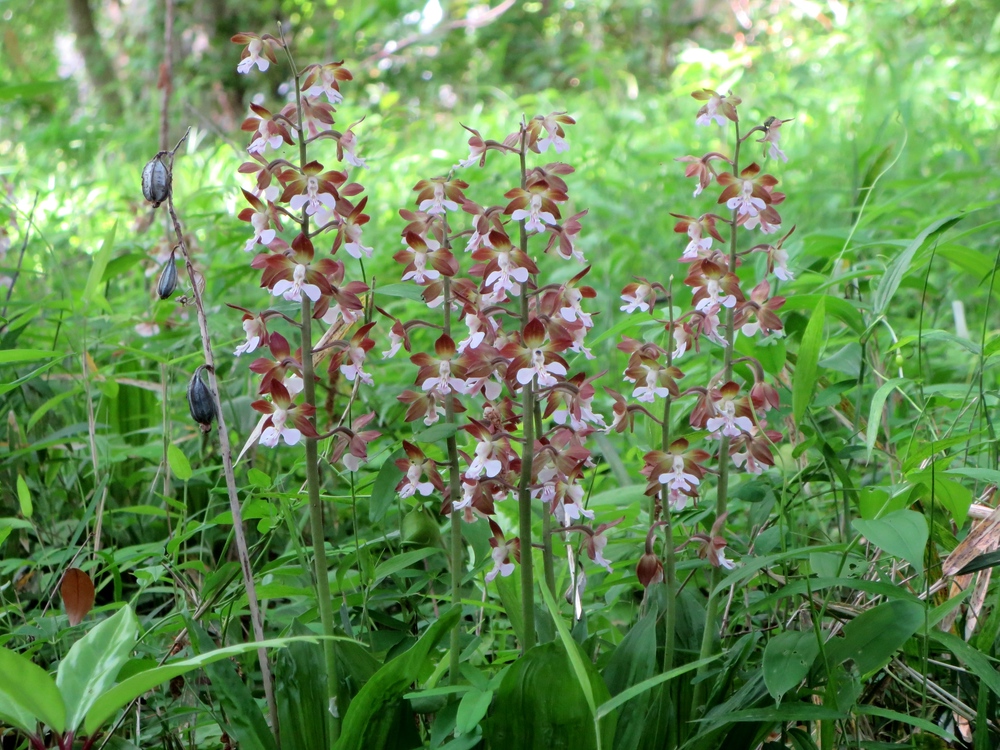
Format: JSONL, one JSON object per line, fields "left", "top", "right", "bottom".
{"left": 0, "top": 192, "right": 39, "bottom": 321}
{"left": 158, "top": 0, "right": 278, "bottom": 736}
{"left": 163, "top": 159, "right": 280, "bottom": 745}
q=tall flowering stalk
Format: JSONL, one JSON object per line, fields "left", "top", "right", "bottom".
{"left": 618, "top": 91, "right": 792, "bottom": 694}
{"left": 230, "top": 31, "right": 377, "bottom": 742}
{"left": 386, "top": 113, "right": 612, "bottom": 658}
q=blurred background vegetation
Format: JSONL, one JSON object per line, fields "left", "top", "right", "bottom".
{"left": 4, "top": 0, "right": 1000, "bottom": 295}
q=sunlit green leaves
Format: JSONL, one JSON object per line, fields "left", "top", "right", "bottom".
{"left": 793, "top": 296, "right": 825, "bottom": 426}
{"left": 762, "top": 630, "right": 819, "bottom": 701}
{"left": 825, "top": 600, "right": 924, "bottom": 677}
{"left": 873, "top": 214, "right": 965, "bottom": 317}
{"left": 853, "top": 509, "right": 928, "bottom": 574}
{"left": 0, "top": 647, "right": 66, "bottom": 734}
{"left": 57, "top": 605, "right": 139, "bottom": 732}
{"left": 15, "top": 475, "right": 32, "bottom": 518}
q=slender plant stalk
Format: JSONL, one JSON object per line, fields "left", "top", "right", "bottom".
{"left": 0, "top": 192, "right": 38, "bottom": 321}
{"left": 81, "top": 333, "right": 108, "bottom": 554}
{"left": 537, "top": 403, "right": 556, "bottom": 596}
{"left": 693, "top": 122, "right": 742, "bottom": 711}
{"left": 661, "top": 395, "right": 676, "bottom": 673}
{"left": 442, "top": 276, "right": 465, "bottom": 683}
{"left": 661, "top": 282, "right": 677, "bottom": 673}
{"left": 161, "top": 362, "right": 173, "bottom": 539}
{"left": 155, "top": 3, "right": 279, "bottom": 732}
{"left": 517, "top": 381, "right": 537, "bottom": 651}
{"left": 300, "top": 297, "right": 340, "bottom": 741}
{"left": 166, "top": 187, "right": 279, "bottom": 741}
{"left": 284, "top": 38, "right": 341, "bottom": 741}
{"left": 158, "top": 0, "right": 278, "bottom": 736}
{"left": 515, "top": 125, "right": 537, "bottom": 650}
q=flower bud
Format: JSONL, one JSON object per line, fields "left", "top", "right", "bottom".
{"left": 187, "top": 366, "right": 216, "bottom": 429}
{"left": 636, "top": 552, "right": 664, "bottom": 588}
{"left": 142, "top": 154, "right": 171, "bottom": 208}
{"left": 157, "top": 252, "right": 178, "bottom": 299}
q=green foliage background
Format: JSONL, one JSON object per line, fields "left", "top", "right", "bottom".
{"left": 3, "top": 0, "right": 1000, "bottom": 747}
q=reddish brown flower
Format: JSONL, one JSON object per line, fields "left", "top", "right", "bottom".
{"left": 252, "top": 233, "right": 338, "bottom": 303}
{"left": 522, "top": 112, "right": 576, "bottom": 154}
{"left": 717, "top": 163, "right": 778, "bottom": 221}
{"left": 329, "top": 413, "right": 380, "bottom": 471}
{"left": 736, "top": 280, "right": 785, "bottom": 337}
{"left": 413, "top": 177, "right": 469, "bottom": 215}
{"left": 411, "top": 335, "right": 470, "bottom": 395}
{"left": 241, "top": 103, "right": 294, "bottom": 155}
{"left": 500, "top": 317, "right": 570, "bottom": 389}
{"left": 692, "top": 88, "right": 741, "bottom": 126}
{"left": 301, "top": 61, "right": 353, "bottom": 104}
{"left": 250, "top": 379, "right": 318, "bottom": 448}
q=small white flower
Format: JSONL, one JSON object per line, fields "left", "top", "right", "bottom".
{"left": 272, "top": 264, "right": 321, "bottom": 303}
{"left": 237, "top": 39, "right": 270, "bottom": 74}
{"left": 511, "top": 194, "right": 556, "bottom": 233}
{"left": 418, "top": 182, "right": 459, "bottom": 215}
{"left": 260, "top": 408, "right": 302, "bottom": 447}
{"left": 485, "top": 544, "right": 515, "bottom": 582}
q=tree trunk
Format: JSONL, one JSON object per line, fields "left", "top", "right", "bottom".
{"left": 66, "top": 0, "right": 123, "bottom": 114}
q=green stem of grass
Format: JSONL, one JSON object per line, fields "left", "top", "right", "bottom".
{"left": 301, "top": 298, "right": 340, "bottom": 742}
{"left": 518, "top": 380, "right": 537, "bottom": 651}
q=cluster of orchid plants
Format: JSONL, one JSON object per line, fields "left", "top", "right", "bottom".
{"left": 227, "top": 26, "right": 793, "bottom": 672}
{"left": 384, "top": 90, "right": 793, "bottom": 632}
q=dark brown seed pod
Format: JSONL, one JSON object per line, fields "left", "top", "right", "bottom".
{"left": 141, "top": 153, "right": 171, "bottom": 208}
{"left": 157, "top": 252, "right": 178, "bottom": 299}
{"left": 187, "top": 366, "right": 216, "bottom": 430}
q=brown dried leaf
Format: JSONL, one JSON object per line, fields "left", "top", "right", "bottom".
{"left": 60, "top": 567, "right": 95, "bottom": 626}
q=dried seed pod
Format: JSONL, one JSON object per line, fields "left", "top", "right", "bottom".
{"left": 141, "top": 153, "right": 171, "bottom": 208}
{"left": 157, "top": 251, "right": 178, "bottom": 299}
{"left": 187, "top": 365, "right": 216, "bottom": 430}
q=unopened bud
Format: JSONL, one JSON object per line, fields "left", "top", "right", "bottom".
{"left": 157, "top": 252, "right": 178, "bottom": 299}
{"left": 142, "top": 154, "right": 171, "bottom": 208}
{"left": 187, "top": 366, "right": 216, "bottom": 430}
{"left": 636, "top": 552, "right": 664, "bottom": 588}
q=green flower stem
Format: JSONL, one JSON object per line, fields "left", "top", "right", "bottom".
{"left": 301, "top": 299, "right": 340, "bottom": 742}
{"left": 661, "top": 394, "right": 677, "bottom": 674}
{"left": 693, "top": 121, "right": 742, "bottom": 712}
{"left": 286, "top": 38, "right": 339, "bottom": 741}
{"left": 661, "top": 282, "right": 677, "bottom": 674}
{"left": 516, "top": 126, "right": 537, "bottom": 650}
{"left": 517, "top": 380, "right": 537, "bottom": 651}
{"left": 442, "top": 276, "right": 465, "bottom": 684}
{"left": 537, "top": 403, "right": 556, "bottom": 596}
